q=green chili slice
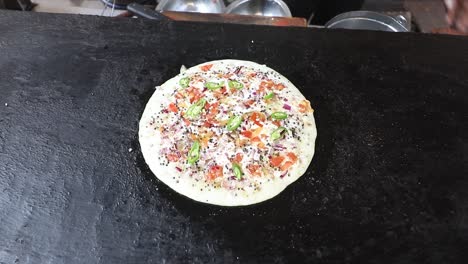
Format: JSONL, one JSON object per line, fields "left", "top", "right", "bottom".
{"left": 264, "top": 92, "right": 275, "bottom": 100}
{"left": 232, "top": 163, "right": 243, "bottom": 180}
{"left": 185, "top": 98, "right": 206, "bottom": 119}
{"left": 228, "top": 80, "right": 243, "bottom": 90}
{"left": 226, "top": 115, "right": 243, "bottom": 131}
{"left": 205, "top": 82, "right": 222, "bottom": 90}
{"left": 270, "top": 111, "right": 288, "bottom": 120}
{"left": 179, "top": 77, "right": 190, "bottom": 88}
{"left": 271, "top": 127, "right": 288, "bottom": 141}
{"left": 187, "top": 141, "right": 200, "bottom": 165}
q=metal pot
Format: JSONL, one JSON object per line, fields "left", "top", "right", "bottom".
{"left": 156, "top": 0, "right": 225, "bottom": 14}
{"left": 325, "top": 11, "right": 409, "bottom": 32}
{"left": 226, "top": 0, "right": 292, "bottom": 18}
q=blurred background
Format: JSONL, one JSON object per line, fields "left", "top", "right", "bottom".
{"left": 0, "top": 0, "right": 464, "bottom": 34}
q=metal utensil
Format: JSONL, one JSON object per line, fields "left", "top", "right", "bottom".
{"left": 127, "top": 3, "right": 169, "bottom": 21}
{"left": 225, "top": 0, "right": 292, "bottom": 18}
{"left": 156, "top": 0, "right": 225, "bottom": 14}
{"left": 325, "top": 11, "right": 409, "bottom": 32}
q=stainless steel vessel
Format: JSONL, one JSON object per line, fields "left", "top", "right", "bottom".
{"left": 225, "top": 0, "right": 292, "bottom": 17}
{"left": 325, "top": 11, "right": 409, "bottom": 32}
{"left": 156, "top": 0, "right": 225, "bottom": 14}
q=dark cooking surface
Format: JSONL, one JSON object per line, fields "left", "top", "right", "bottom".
{"left": 0, "top": 11, "right": 467, "bottom": 264}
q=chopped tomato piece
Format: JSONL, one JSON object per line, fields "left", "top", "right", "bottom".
{"left": 258, "top": 80, "right": 274, "bottom": 93}
{"left": 200, "top": 132, "right": 213, "bottom": 147}
{"left": 206, "top": 102, "right": 219, "bottom": 118}
{"left": 251, "top": 136, "right": 261, "bottom": 143}
{"left": 183, "top": 118, "right": 191, "bottom": 126}
{"left": 175, "top": 92, "right": 185, "bottom": 99}
{"left": 243, "top": 100, "right": 255, "bottom": 107}
{"left": 201, "top": 64, "right": 213, "bottom": 71}
{"left": 272, "top": 120, "right": 281, "bottom": 127}
{"left": 166, "top": 153, "right": 179, "bottom": 162}
{"left": 274, "top": 83, "right": 285, "bottom": 90}
{"left": 234, "top": 153, "right": 243, "bottom": 163}
{"left": 299, "top": 100, "right": 313, "bottom": 113}
{"left": 209, "top": 119, "right": 219, "bottom": 126}
{"left": 257, "top": 142, "right": 266, "bottom": 149}
{"left": 213, "top": 87, "right": 227, "bottom": 99}
{"left": 250, "top": 136, "right": 266, "bottom": 149}
{"left": 168, "top": 103, "right": 178, "bottom": 113}
{"left": 219, "top": 87, "right": 227, "bottom": 93}
{"left": 241, "top": 131, "right": 253, "bottom": 138}
{"left": 287, "top": 152, "right": 298, "bottom": 163}
{"left": 261, "top": 80, "right": 274, "bottom": 89}
{"left": 252, "top": 127, "right": 263, "bottom": 138}
{"left": 207, "top": 165, "right": 223, "bottom": 180}
{"left": 266, "top": 80, "right": 274, "bottom": 88}
{"left": 270, "top": 156, "right": 285, "bottom": 167}
{"left": 248, "top": 164, "right": 262, "bottom": 176}
{"left": 192, "top": 95, "right": 202, "bottom": 103}
{"left": 280, "top": 161, "right": 294, "bottom": 171}
{"left": 202, "top": 121, "right": 212, "bottom": 128}
{"left": 250, "top": 112, "right": 265, "bottom": 127}
{"left": 187, "top": 88, "right": 202, "bottom": 103}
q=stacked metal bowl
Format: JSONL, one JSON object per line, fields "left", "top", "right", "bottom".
{"left": 156, "top": 0, "right": 292, "bottom": 17}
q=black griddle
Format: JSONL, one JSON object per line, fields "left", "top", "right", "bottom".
{"left": 0, "top": 11, "right": 467, "bottom": 264}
